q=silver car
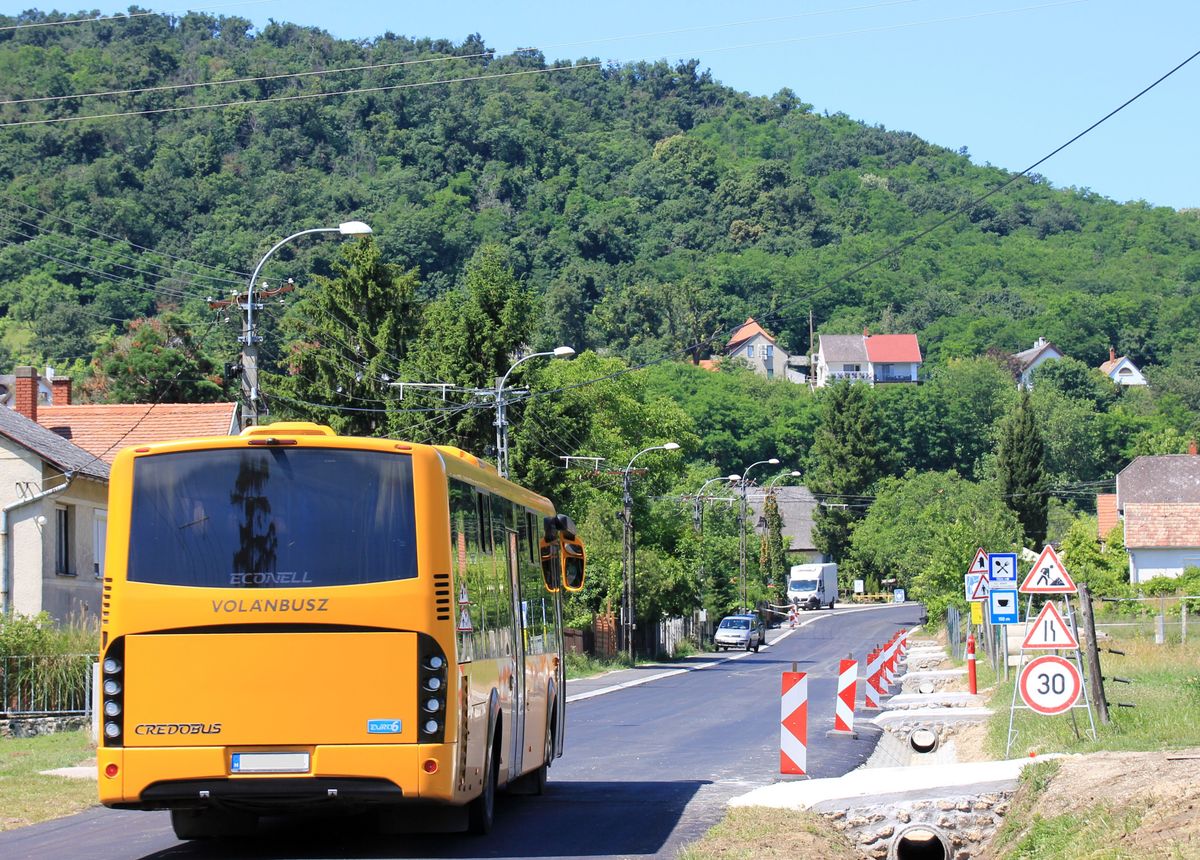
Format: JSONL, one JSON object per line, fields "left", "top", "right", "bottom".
{"left": 714, "top": 614, "right": 763, "bottom": 652}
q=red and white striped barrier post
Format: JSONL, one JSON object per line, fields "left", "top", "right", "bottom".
{"left": 882, "top": 637, "right": 897, "bottom": 688}
{"left": 826, "top": 658, "right": 859, "bottom": 738}
{"left": 780, "top": 670, "right": 808, "bottom": 775}
{"left": 862, "top": 648, "right": 882, "bottom": 710}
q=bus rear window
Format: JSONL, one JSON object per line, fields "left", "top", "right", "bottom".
{"left": 127, "top": 448, "right": 418, "bottom": 588}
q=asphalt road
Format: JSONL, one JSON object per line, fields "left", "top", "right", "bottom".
{"left": 0, "top": 602, "right": 923, "bottom": 860}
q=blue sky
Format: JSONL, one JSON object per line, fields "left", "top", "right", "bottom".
{"left": 3, "top": 0, "right": 1198, "bottom": 209}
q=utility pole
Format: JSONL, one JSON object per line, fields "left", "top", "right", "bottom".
{"left": 622, "top": 470, "right": 633, "bottom": 659}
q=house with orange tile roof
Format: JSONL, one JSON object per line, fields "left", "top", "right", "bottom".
{"left": 1098, "top": 347, "right": 1147, "bottom": 387}
{"left": 1115, "top": 446, "right": 1200, "bottom": 583}
{"left": 717, "top": 318, "right": 807, "bottom": 383}
{"left": 0, "top": 366, "right": 237, "bottom": 622}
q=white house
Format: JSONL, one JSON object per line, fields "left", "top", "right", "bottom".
{"left": 813, "top": 332, "right": 922, "bottom": 387}
{"left": 1098, "top": 348, "right": 1148, "bottom": 386}
{"left": 1115, "top": 449, "right": 1200, "bottom": 583}
{"left": 1011, "top": 337, "right": 1064, "bottom": 388}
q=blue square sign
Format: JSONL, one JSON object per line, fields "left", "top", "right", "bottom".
{"left": 989, "top": 588, "right": 1019, "bottom": 625}
{"left": 988, "top": 552, "right": 1018, "bottom": 584}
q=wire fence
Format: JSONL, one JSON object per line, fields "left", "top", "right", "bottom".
{"left": 1, "top": 654, "right": 96, "bottom": 717}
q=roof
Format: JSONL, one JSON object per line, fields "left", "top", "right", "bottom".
{"left": 818, "top": 335, "right": 868, "bottom": 364}
{"left": 746, "top": 485, "right": 818, "bottom": 551}
{"left": 0, "top": 405, "right": 109, "bottom": 480}
{"left": 1096, "top": 493, "right": 1119, "bottom": 540}
{"left": 865, "top": 334, "right": 922, "bottom": 364}
{"left": 37, "top": 402, "right": 239, "bottom": 465}
{"left": 1116, "top": 455, "right": 1200, "bottom": 510}
{"left": 1012, "top": 339, "right": 1064, "bottom": 371}
{"left": 726, "top": 318, "right": 776, "bottom": 351}
{"left": 1123, "top": 503, "right": 1200, "bottom": 548}
{"left": 1098, "top": 356, "right": 1123, "bottom": 375}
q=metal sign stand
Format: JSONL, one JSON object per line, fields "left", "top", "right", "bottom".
{"left": 1006, "top": 591, "right": 1097, "bottom": 757}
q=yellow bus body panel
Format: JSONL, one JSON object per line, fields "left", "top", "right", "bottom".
{"left": 124, "top": 632, "right": 418, "bottom": 746}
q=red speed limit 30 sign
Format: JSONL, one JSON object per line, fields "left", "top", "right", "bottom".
{"left": 1018, "top": 655, "right": 1082, "bottom": 715}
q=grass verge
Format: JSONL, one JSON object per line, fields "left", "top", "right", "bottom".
{"left": 677, "top": 806, "right": 860, "bottom": 860}
{"left": 984, "top": 632, "right": 1200, "bottom": 758}
{"left": 0, "top": 730, "right": 97, "bottom": 830}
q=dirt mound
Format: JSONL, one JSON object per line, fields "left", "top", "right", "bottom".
{"left": 980, "top": 748, "right": 1200, "bottom": 858}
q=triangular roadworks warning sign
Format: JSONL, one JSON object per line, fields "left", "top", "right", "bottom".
{"left": 1022, "top": 601, "right": 1079, "bottom": 650}
{"left": 967, "top": 547, "right": 989, "bottom": 576}
{"left": 1020, "top": 545, "right": 1077, "bottom": 593}
{"left": 457, "top": 608, "right": 474, "bottom": 632}
{"left": 970, "top": 574, "right": 990, "bottom": 601}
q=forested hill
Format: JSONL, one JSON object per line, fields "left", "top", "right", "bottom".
{"left": 1, "top": 9, "right": 1199, "bottom": 384}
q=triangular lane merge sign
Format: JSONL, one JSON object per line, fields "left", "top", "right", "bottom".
{"left": 1020, "top": 545, "right": 1077, "bottom": 594}
{"left": 967, "top": 547, "right": 989, "bottom": 576}
{"left": 970, "top": 574, "right": 990, "bottom": 602}
{"left": 1022, "top": 601, "right": 1079, "bottom": 650}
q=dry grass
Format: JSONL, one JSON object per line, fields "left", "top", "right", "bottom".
{"left": 677, "top": 806, "right": 860, "bottom": 860}
{"left": 0, "top": 730, "right": 97, "bottom": 830}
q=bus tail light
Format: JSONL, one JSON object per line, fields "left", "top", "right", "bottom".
{"left": 105, "top": 763, "right": 119, "bottom": 778}
{"left": 423, "top": 759, "right": 438, "bottom": 774}
{"left": 101, "top": 638, "right": 125, "bottom": 747}
{"left": 417, "top": 635, "right": 447, "bottom": 743}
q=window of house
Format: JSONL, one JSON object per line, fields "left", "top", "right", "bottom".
{"left": 766, "top": 365, "right": 774, "bottom": 379}
{"left": 765, "top": 345, "right": 774, "bottom": 360}
{"left": 55, "top": 504, "right": 73, "bottom": 575}
{"left": 746, "top": 345, "right": 754, "bottom": 358}
{"left": 94, "top": 511, "right": 107, "bottom": 578}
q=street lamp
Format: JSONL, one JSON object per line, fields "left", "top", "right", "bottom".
{"left": 622, "top": 442, "right": 680, "bottom": 660}
{"left": 738, "top": 458, "right": 779, "bottom": 611}
{"left": 493, "top": 346, "right": 575, "bottom": 478}
{"left": 766, "top": 469, "right": 802, "bottom": 489}
{"left": 692, "top": 474, "right": 740, "bottom": 531}
{"left": 240, "top": 221, "right": 373, "bottom": 428}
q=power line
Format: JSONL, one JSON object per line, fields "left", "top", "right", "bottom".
{"left": 0, "top": 193, "right": 248, "bottom": 281}
{"left": 0, "top": 0, "right": 1089, "bottom": 130}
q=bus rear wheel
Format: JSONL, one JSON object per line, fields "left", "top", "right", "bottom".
{"left": 170, "top": 807, "right": 256, "bottom": 840}
{"left": 468, "top": 733, "right": 499, "bottom": 835}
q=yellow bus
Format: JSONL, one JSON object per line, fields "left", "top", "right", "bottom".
{"left": 96, "top": 422, "right": 584, "bottom": 838}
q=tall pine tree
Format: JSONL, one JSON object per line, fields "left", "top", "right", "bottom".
{"left": 809, "top": 382, "right": 886, "bottom": 563}
{"left": 997, "top": 389, "right": 1048, "bottom": 546}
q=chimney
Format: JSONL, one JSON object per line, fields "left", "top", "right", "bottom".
{"left": 14, "top": 366, "right": 38, "bottom": 422}
{"left": 1109, "top": 347, "right": 1116, "bottom": 362}
{"left": 1035, "top": 337, "right": 1045, "bottom": 348}
{"left": 863, "top": 327, "right": 870, "bottom": 337}
{"left": 1190, "top": 439, "right": 1198, "bottom": 456}
{"left": 50, "top": 376, "right": 71, "bottom": 406}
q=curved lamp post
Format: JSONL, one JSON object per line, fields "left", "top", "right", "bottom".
{"left": 494, "top": 346, "right": 574, "bottom": 478}
{"left": 766, "top": 469, "right": 802, "bottom": 489}
{"left": 622, "top": 442, "right": 680, "bottom": 659}
{"left": 738, "top": 457, "right": 779, "bottom": 611}
{"left": 241, "top": 221, "right": 373, "bottom": 428}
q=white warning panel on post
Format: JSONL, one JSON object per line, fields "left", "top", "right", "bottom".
{"left": 969, "top": 573, "right": 990, "bottom": 602}
{"left": 1022, "top": 601, "right": 1079, "bottom": 650}
{"left": 1020, "top": 545, "right": 1077, "bottom": 594}
{"left": 967, "top": 547, "right": 989, "bottom": 576}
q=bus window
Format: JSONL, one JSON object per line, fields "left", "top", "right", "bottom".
{"left": 562, "top": 539, "right": 586, "bottom": 592}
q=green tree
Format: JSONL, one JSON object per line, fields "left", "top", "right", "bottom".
{"left": 845, "top": 470, "right": 1022, "bottom": 618}
{"left": 763, "top": 490, "right": 788, "bottom": 591}
{"left": 89, "top": 315, "right": 223, "bottom": 403}
{"left": 996, "top": 389, "right": 1048, "bottom": 546}
{"left": 808, "top": 382, "right": 886, "bottom": 563}
{"left": 276, "top": 237, "right": 420, "bottom": 435}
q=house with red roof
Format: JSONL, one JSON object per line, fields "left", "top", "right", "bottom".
{"left": 1115, "top": 447, "right": 1200, "bottom": 583}
{"left": 813, "top": 331, "right": 922, "bottom": 387}
{"left": 0, "top": 366, "right": 238, "bottom": 622}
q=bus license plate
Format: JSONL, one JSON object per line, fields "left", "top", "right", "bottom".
{"left": 230, "top": 752, "right": 310, "bottom": 774}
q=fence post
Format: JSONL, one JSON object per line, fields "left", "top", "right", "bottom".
{"left": 1183, "top": 602, "right": 1188, "bottom": 645}
{"left": 1077, "top": 583, "right": 1111, "bottom": 725}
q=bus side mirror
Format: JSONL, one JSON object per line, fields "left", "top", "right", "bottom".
{"left": 561, "top": 539, "right": 585, "bottom": 592}
{"left": 539, "top": 539, "right": 560, "bottom": 592}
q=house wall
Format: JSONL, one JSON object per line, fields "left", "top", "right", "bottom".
{"left": 1, "top": 443, "right": 47, "bottom": 615}
{"left": 732, "top": 334, "right": 789, "bottom": 379}
{"left": 1128, "top": 547, "right": 1200, "bottom": 584}
{"left": 39, "top": 468, "right": 106, "bottom": 623}
{"left": 873, "top": 361, "right": 919, "bottom": 382}
{"left": 1109, "top": 361, "right": 1147, "bottom": 386}
{"left": 1019, "top": 350, "right": 1063, "bottom": 388}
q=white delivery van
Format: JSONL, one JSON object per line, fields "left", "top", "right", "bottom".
{"left": 788, "top": 563, "right": 838, "bottom": 610}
